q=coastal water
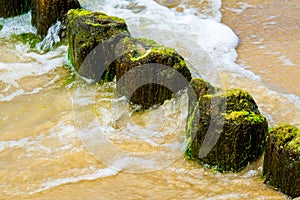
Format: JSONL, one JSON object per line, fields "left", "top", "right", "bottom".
{"left": 0, "top": 0, "right": 299, "bottom": 199}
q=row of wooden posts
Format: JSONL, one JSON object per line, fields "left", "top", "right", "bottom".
{"left": 0, "top": 0, "right": 299, "bottom": 198}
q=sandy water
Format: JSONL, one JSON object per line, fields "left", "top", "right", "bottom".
{"left": 0, "top": 0, "right": 299, "bottom": 199}
{"left": 222, "top": 0, "right": 300, "bottom": 96}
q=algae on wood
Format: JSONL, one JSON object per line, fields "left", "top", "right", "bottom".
{"left": 67, "top": 9, "right": 130, "bottom": 82}
{"left": 115, "top": 37, "right": 192, "bottom": 109}
{"left": 31, "top": 0, "right": 81, "bottom": 37}
{"left": 186, "top": 87, "right": 268, "bottom": 172}
{"left": 0, "top": 0, "right": 30, "bottom": 18}
{"left": 263, "top": 124, "right": 300, "bottom": 198}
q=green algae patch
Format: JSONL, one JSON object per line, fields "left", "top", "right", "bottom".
{"left": 263, "top": 124, "right": 300, "bottom": 198}
{"left": 67, "top": 9, "right": 126, "bottom": 31}
{"left": 226, "top": 110, "right": 264, "bottom": 123}
{"left": 11, "top": 33, "right": 41, "bottom": 48}
{"left": 268, "top": 124, "right": 300, "bottom": 152}
{"left": 189, "top": 78, "right": 217, "bottom": 99}
{"left": 68, "top": 9, "right": 125, "bottom": 24}
{"left": 67, "top": 8, "right": 92, "bottom": 16}
{"left": 186, "top": 87, "right": 268, "bottom": 172}
{"left": 287, "top": 137, "right": 300, "bottom": 152}
{"left": 127, "top": 38, "right": 180, "bottom": 62}
{"left": 224, "top": 88, "right": 259, "bottom": 114}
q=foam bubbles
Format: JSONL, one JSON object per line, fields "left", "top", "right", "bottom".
{"left": 0, "top": 12, "right": 36, "bottom": 38}
{"left": 0, "top": 45, "right": 67, "bottom": 101}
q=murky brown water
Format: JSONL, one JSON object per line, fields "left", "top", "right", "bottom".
{"left": 221, "top": 0, "right": 300, "bottom": 96}
{"left": 0, "top": 0, "right": 299, "bottom": 199}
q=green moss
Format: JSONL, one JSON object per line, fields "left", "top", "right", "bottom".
{"left": 154, "top": 47, "right": 176, "bottom": 56}
{"left": 130, "top": 45, "right": 178, "bottom": 62}
{"left": 185, "top": 145, "right": 192, "bottom": 159}
{"left": 63, "top": 63, "right": 76, "bottom": 86}
{"left": 248, "top": 113, "right": 264, "bottom": 123}
{"left": 11, "top": 33, "right": 41, "bottom": 48}
{"left": 128, "top": 38, "right": 163, "bottom": 61}
{"left": 0, "top": 24, "right": 3, "bottom": 31}
{"left": 138, "top": 38, "right": 175, "bottom": 53}
{"left": 287, "top": 137, "right": 300, "bottom": 152}
{"left": 202, "top": 88, "right": 259, "bottom": 115}
{"left": 186, "top": 86, "right": 267, "bottom": 172}
{"left": 225, "top": 88, "right": 254, "bottom": 99}
{"left": 226, "top": 110, "right": 264, "bottom": 123}
{"left": 107, "top": 15, "right": 126, "bottom": 24}
{"left": 185, "top": 99, "right": 202, "bottom": 159}
{"left": 68, "top": 9, "right": 126, "bottom": 24}
{"left": 64, "top": 48, "right": 76, "bottom": 86}
{"left": 67, "top": 47, "right": 73, "bottom": 67}
{"left": 226, "top": 110, "right": 249, "bottom": 120}
{"left": 137, "top": 38, "right": 158, "bottom": 46}
{"left": 68, "top": 9, "right": 93, "bottom": 16}
{"left": 189, "top": 78, "right": 217, "bottom": 107}
{"left": 270, "top": 124, "right": 300, "bottom": 152}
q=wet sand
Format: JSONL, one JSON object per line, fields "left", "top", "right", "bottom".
{"left": 221, "top": 0, "right": 300, "bottom": 96}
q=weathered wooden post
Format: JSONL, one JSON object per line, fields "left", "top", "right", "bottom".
{"left": 115, "top": 37, "right": 192, "bottom": 109}
{"left": 31, "top": 0, "right": 81, "bottom": 37}
{"left": 0, "top": 0, "right": 31, "bottom": 18}
{"left": 67, "top": 9, "right": 130, "bottom": 82}
{"left": 186, "top": 85, "right": 268, "bottom": 172}
{"left": 263, "top": 124, "right": 300, "bottom": 198}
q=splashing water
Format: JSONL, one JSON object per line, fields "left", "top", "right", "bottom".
{"left": 37, "top": 21, "right": 65, "bottom": 52}
{"left": 0, "top": 0, "right": 298, "bottom": 199}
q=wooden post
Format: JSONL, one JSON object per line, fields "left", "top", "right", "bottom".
{"left": 263, "top": 124, "right": 300, "bottom": 198}
{"left": 0, "top": 0, "right": 31, "bottom": 18}
{"left": 67, "top": 9, "right": 130, "bottom": 82}
{"left": 186, "top": 88, "right": 268, "bottom": 172}
{"left": 115, "top": 37, "right": 192, "bottom": 109}
{"left": 31, "top": 0, "right": 81, "bottom": 37}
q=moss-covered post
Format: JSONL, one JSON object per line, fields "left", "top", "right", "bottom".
{"left": 0, "top": 0, "right": 31, "bottom": 18}
{"left": 31, "top": 0, "right": 81, "bottom": 37}
{"left": 188, "top": 78, "right": 217, "bottom": 113}
{"left": 186, "top": 87, "right": 268, "bottom": 172}
{"left": 263, "top": 124, "right": 300, "bottom": 198}
{"left": 67, "top": 9, "right": 130, "bottom": 82}
{"left": 115, "top": 37, "right": 192, "bottom": 109}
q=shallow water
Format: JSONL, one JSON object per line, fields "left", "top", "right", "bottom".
{"left": 0, "top": 0, "right": 299, "bottom": 199}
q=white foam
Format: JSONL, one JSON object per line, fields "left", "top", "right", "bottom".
{"left": 79, "top": 0, "right": 265, "bottom": 84}
{"left": 0, "top": 12, "right": 36, "bottom": 38}
{"left": 0, "top": 45, "right": 67, "bottom": 101}
{"left": 279, "top": 55, "right": 296, "bottom": 66}
{"left": 284, "top": 93, "right": 300, "bottom": 106}
{"left": 37, "top": 21, "right": 64, "bottom": 52}
{"left": 171, "top": 0, "right": 222, "bottom": 21}
{"left": 0, "top": 122, "right": 80, "bottom": 155}
{"left": 0, "top": 12, "right": 67, "bottom": 101}
{"left": 32, "top": 165, "right": 119, "bottom": 194}
{"left": 242, "top": 170, "right": 259, "bottom": 178}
